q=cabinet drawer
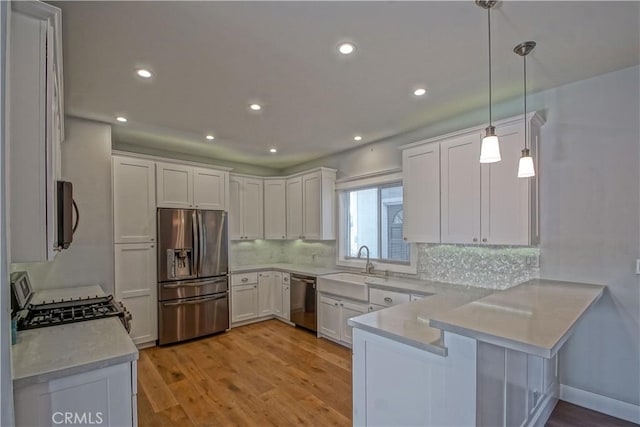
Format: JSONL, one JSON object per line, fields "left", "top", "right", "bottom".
{"left": 369, "top": 288, "right": 410, "bottom": 307}
{"left": 231, "top": 272, "right": 258, "bottom": 287}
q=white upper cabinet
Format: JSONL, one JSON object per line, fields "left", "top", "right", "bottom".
{"left": 401, "top": 113, "right": 543, "bottom": 246}
{"left": 481, "top": 121, "right": 538, "bottom": 245}
{"left": 156, "top": 162, "right": 194, "bottom": 208}
{"left": 193, "top": 167, "right": 227, "bottom": 210}
{"left": 440, "top": 133, "right": 482, "bottom": 244}
{"left": 156, "top": 162, "right": 228, "bottom": 210}
{"left": 9, "top": 1, "right": 64, "bottom": 262}
{"left": 264, "top": 179, "right": 287, "bottom": 240}
{"left": 113, "top": 156, "right": 156, "bottom": 244}
{"left": 229, "top": 175, "right": 264, "bottom": 240}
{"left": 286, "top": 176, "right": 303, "bottom": 239}
{"left": 286, "top": 168, "right": 336, "bottom": 240}
{"left": 402, "top": 144, "right": 440, "bottom": 243}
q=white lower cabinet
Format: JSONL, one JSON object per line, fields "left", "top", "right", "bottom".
{"left": 114, "top": 243, "right": 157, "bottom": 345}
{"left": 231, "top": 271, "right": 293, "bottom": 326}
{"left": 14, "top": 362, "right": 137, "bottom": 427}
{"left": 231, "top": 283, "right": 258, "bottom": 323}
{"left": 318, "top": 294, "right": 367, "bottom": 346}
{"left": 282, "top": 274, "right": 291, "bottom": 321}
{"left": 258, "top": 272, "right": 273, "bottom": 317}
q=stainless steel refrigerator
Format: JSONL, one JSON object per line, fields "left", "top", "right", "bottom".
{"left": 157, "top": 208, "right": 229, "bottom": 345}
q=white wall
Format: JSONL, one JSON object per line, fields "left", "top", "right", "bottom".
{"left": 11, "top": 118, "right": 115, "bottom": 293}
{"left": 538, "top": 66, "right": 640, "bottom": 406}
{"left": 0, "top": 1, "right": 15, "bottom": 424}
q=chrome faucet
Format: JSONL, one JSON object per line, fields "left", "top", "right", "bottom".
{"left": 357, "top": 245, "right": 374, "bottom": 274}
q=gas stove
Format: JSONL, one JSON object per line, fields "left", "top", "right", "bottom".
{"left": 18, "top": 295, "right": 132, "bottom": 332}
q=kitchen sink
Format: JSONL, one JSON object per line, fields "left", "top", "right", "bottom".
{"left": 317, "top": 273, "right": 372, "bottom": 301}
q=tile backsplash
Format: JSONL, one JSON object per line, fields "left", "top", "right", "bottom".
{"left": 230, "top": 240, "right": 539, "bottom": 289}
{"left": 416, "top": 244, "right": 540, "bottom": 290}
{"left": 230, "top": 240, "right": 336, "bottom": 268}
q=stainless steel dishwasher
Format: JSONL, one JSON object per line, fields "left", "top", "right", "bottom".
{"left": 290, "top": 274, "right": 317, "bottom": 332}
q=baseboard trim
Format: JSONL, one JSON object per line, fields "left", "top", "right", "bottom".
{"left": 560, "top": 384, "right": 640, "bottom": 424}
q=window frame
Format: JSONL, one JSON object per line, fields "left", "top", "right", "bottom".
{"left": 336, "top": 172, "right": 417, "bottom": 275}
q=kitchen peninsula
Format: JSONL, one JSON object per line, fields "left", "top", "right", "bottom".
{"left": 349, "top": 279, "right": 605, "bottom": 427}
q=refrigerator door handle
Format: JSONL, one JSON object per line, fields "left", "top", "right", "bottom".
{"left": 198, "top": 210, "right": 205, "bottom": 278}
{"left": 192, "top": 210, "right": 199, "bottom": 277}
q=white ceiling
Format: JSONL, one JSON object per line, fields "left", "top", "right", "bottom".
{"left": 54, "top": 1, "right": 640, "bottom": 169}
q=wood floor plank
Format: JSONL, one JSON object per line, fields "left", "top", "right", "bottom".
{"left": 137, "top": 351, "right": 179, "bottom": 412}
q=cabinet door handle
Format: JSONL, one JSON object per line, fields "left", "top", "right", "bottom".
{"left": 254, "top": 285, "right": 257, "bottom": 289}
{"left": 473, "top": 238, "right": 478, "bottom": 242}
{"left": 241, "top": 278, "right": 248, "bottom": 282}
{"left": 334, "top": 302, "right": 338, "bottom": 306}
{"left": 482, "top": 238, "right": 487, "bottom": 243}
{"left": 403, "top": 237, "right": 407, "bottom": 241}
{"left": 282, "top": 236, "right": 285, "bottom": 239}
{"left": 150, "top": 238, "right": 155, "bottom": 241}
{"left": 384, "top": 297, "right": 393, "bottom": 303}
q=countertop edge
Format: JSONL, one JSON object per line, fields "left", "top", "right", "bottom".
{"left": 365, "top": 281, "right": 434, "bottom": 296}
{"left": 349, "top": 318, "right": 448, "bottom": 357}
{"left": 229, "top": 265, "right": 339, "bottom": 276}
{"left": 428, "top": 319, "right": 551, "bottom": 358}
{"left": 13, "top": 350, "right": 138, "bottom": 388}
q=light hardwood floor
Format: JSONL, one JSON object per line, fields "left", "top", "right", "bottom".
{"left": 137, "top": 320, "right": 351, "bottom": 426}
{"left": 138, "top": 320, "right": 636, "bottom": 427}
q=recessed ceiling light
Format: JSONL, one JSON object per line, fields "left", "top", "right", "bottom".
{"left": 338, "top": 42, "right": 356, "bottom": 55}
{"left": 116, "top": 116, "right": 128, "bottom": 123}
{"left": 136, "top": 69, "right": 153, "bottom": 78}
{"left": 413, "top": 88, "right": 427, "bottom": 97}
{"left": 354, "top": 135, "right": 362, "bottom": 141}
{"left": 205, "top": 135, "right": 215, "bottom": 140}
{"left": 249, "top": 103, "right": 262, "bottom": 111}
{"left": 270, "top": 148, "right": 277, "bottom": 153}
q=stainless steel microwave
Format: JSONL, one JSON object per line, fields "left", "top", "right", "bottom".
{"left": 56, "top": 181, "right": 79, "bottom": 250}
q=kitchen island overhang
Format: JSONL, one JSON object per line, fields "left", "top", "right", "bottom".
{"left": 349, "top": 279, "right": 605, "bottom": 427}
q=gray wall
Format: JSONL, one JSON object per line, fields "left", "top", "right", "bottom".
{"left": 283, "top": 65, "right": 640, "bottom": 406}
{"left": 538, "top": 66, "right": 640, "bottom": 406}
{"left": 1, "top": 1, "right": 15, "bottom": 424}
{"left": 11, "top": 118, "right": 115, "bottom": 294}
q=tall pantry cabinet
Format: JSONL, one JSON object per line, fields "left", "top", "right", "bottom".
{"left": 112, "top": 156, "right": 157, "bottom": 346}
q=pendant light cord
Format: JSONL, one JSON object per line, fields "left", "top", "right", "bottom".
{"left": 488, "top": 7, "right": 492, "bottom": 126}
{"left": 524, "top": 53, "right": 528, "bottom": 150}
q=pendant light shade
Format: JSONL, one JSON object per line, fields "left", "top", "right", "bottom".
{"left": 518, "top": 149, "right": 535, "bottom": 178}
{"left": 477, "top": 0, "right": 501, "bottom": 164}
{"left": 480, "top": 126, "right": 501, "bottom": 163}
{"left": 514, "top": 41, "right": 536, "bottom": 178}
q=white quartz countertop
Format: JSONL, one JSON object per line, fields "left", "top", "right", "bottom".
{"left": 13, "top": 286, "right": 138, "bottom": 388}
{"left": 429, "top": 279, "right": 605, "bottom": 358}
{"left": 348, "top": 284, "right": 492, "bottom": 355}
{"left": 230, "top": 263, "right": 342, "bottom": 277}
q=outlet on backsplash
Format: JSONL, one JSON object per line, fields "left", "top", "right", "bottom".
{"left": 525, "top": 255, "right": 540, "bottom": 267}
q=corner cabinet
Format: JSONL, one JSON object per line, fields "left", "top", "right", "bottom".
{"left": 229, "top": 175, "right": 264, "bottom": 240}
{"left": 263, "top": 179, "right": 287, "bottom": 240}
{"left": 9, "top": 1, "right": 64, "bottom": 262}
{"left": 156, "top": 162, "right": 228, "bottom": 210}
{"left": 401, "top": 113, "right": 542, "bottom": 246}
{"left": 286, "top": 168, "right": 336, "bottom": 240}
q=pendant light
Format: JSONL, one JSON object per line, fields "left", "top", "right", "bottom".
{"left": 514, "top": 41, "right": 536, "bottom": 178}
{"left": 476, "top": 0, "right": 501, "bottom": 163}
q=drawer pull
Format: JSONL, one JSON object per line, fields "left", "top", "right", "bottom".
{"left": 241, "top": 278, "right": 248, "bottom": 283}
{"left": 384, "top": 297, "right": 393, "bottom": 303}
